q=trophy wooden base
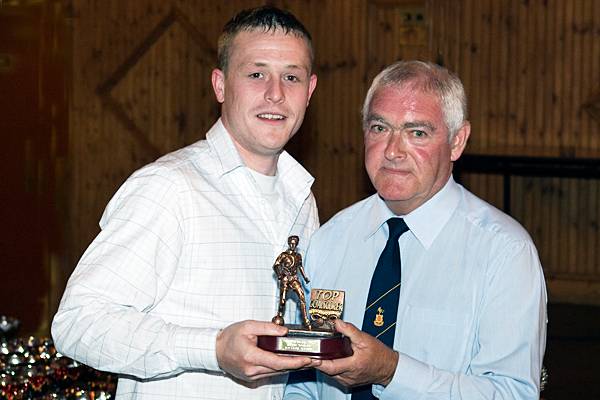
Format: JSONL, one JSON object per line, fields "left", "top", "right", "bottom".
{"left": 257, "top": 325, "right": 353, "bottom": 360}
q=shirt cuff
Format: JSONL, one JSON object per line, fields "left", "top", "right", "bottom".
{"left": 377, "top": 352, "right": 431, "bottom": 399}
{"left": 173, "top": 326, "right": 222, "bottom": 372}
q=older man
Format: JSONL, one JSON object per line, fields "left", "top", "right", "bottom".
{"left": 285, "top": 61, "right": 546, "bottom": 400}
{"left": 53, "top": 6, "right": 320, "bottom": 400}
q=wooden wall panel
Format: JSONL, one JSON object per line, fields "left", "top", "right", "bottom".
{"left": 366, "top": 0, "right": 429, "bottom": 80}
{"left": 430, "top": 0, "right": 600, "bottom": 303}
{"left": 60, "top": 0, "right": 600, "bottom": 322}
{"left": 287, "top": 0, "right": 371, "bottom": 223}
{"left": 433, "top": 0, "right": 600, "bottom": 153}
{"left": 0, "top": 0, "right": 68, "bottom": 336}
{"left": 515, "top": 178, "right": 600, "bottom": 282}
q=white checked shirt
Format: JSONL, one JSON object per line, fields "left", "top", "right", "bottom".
{"left": 52, "top": 119, "right": 319, "bottom": 399}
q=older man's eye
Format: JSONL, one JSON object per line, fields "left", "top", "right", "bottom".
{"left": 369, "top": 124, "right": 387, "bottom": 134}
{"left": 412, "top": 130, "right": 427, "bottom": 137}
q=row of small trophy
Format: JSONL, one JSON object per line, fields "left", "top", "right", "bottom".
{"left": 0, "top": 316, "right": 116, "bottom": 399}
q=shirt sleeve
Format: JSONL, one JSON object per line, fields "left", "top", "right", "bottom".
{"left": 376, "top": 239, "right": 547, "bottom": 400}
{"left": 51, "top": 166, "right": 223, "bottom": 379}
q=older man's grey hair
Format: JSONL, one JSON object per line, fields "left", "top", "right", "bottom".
{"left": 362, "top": 61, "right": 467, "bottom": 141}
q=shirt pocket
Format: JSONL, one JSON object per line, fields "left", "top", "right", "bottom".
{"left": 399, "top": 304, "right": 472, "bottom": 371}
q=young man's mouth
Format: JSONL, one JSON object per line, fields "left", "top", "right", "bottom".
{"left": 257, "top": 113, "right": 286, "bottom": 121}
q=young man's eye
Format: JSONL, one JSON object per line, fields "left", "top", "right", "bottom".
{"left": 284, "top": 74, "right": 300, "bottom": 82}
{"left": 249, "top": 72, "right": 263, "bottom": 79}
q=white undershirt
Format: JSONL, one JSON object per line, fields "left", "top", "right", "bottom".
{"left": 249, "top": 168, "right": 278, "bottom": 196}
{"left": 248, "top": 168, "right": 286, "bottom": 222}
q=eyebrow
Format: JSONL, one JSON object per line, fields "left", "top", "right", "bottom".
{"left": 251, "top": 62, "right": 308, "bottom": 72}
{"left": 366, "top": 114, "right": 436, "bottom": 132}
{"left": 404, "top": 121, "right": 436, "bottom": 131}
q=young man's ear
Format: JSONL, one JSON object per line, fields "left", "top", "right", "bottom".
{"left": 306, "top": 74, "right": 318, "bottom": 106}
{"left": 211, "top": 68, "right": 226, "bottom": 103}
{"left": 450, "top": 121, "right": 471, "bottom": 162}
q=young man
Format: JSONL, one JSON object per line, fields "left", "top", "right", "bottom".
{"left": 52, "top": 6, "right": 320, "bottom": 399}
{"left": 284, "top": 61, "right": 546, "bottom": 400}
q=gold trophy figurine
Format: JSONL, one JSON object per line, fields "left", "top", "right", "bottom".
{"left": 272, "top": 235, "right": 311, "bottom": 328}
{"left": 257, "top": 235, "right": 353, "bottom": 359}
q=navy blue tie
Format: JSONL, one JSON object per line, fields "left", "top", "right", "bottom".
{"left": 351, "top": 218, "right": 409, "bottom": 400}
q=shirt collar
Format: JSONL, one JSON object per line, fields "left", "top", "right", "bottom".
{"left": 276, "top": 151, "right": 315, "bottom": 205}
{"left": 404, "top": 176, "right": 461, "bottom": 249}
{"left": 364, "top": 176, "right": 461, "bottom": 249}
{"left": 205, "top": 118, "right": 315, "bottom": 200}
{"left": 205, "top": 119, "right": 245, "bottom": 176}
{"left": 364, "top": 195, "right": 397, "bottom": 240}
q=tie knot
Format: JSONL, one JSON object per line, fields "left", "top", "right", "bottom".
{"left": 387, "top": 218, "right": 409, "bottom": 241}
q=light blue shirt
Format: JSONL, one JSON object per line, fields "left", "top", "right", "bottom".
{"left": 284, "top": 177, "right": 547, "bottom": 400}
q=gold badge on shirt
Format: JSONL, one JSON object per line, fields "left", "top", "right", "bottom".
{"left": 374, "top": 307, "right": 384, "bottom": 327}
